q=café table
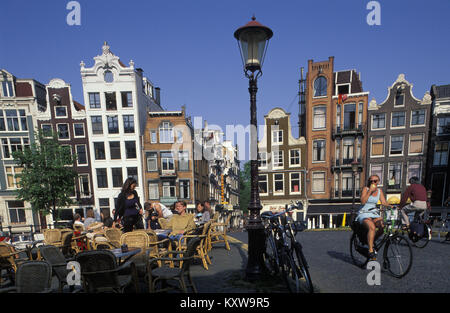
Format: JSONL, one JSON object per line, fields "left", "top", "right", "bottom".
{"left": 110, "top": 247, "right": 141, "bottom": 265}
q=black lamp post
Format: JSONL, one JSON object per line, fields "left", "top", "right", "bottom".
{"left": 234, "top": 16, "right": 273, "bottom": 280}
{"left": 351, "top": 159, "right": 360, "bottom": 210}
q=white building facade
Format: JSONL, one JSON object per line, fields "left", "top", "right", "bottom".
{"left": 80, "top": 42, "right": 162, "bottom": 217}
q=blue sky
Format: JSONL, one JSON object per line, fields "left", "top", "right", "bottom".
{"left": 1, "top": 0, "right": 449, "bottom": 159}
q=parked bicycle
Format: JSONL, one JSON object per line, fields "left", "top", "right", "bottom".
{"left": 261, "top": 201, "right": 313, "bottom": 293}
{"left": 350, "top": 205, "right": 413, "bottom": 278}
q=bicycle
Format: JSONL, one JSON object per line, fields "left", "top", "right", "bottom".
{"left": 261, "top": 201, "right": 313, "bottom": 293}
{"left": 394, "top": 205, "right": 432, "bottom": 248}
{"left": 350, "top": 205, "right": 413, "bottom": 278}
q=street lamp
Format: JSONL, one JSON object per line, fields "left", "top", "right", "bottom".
{"left": 351, "top": 159, "right": 360, "bottom": 211}
{"left": 234, "top": 16, "right": 273, "bottom": 281}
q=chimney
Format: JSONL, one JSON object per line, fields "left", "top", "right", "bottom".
{"left": 155, "top": 87, "right": 161, "bottom": 105}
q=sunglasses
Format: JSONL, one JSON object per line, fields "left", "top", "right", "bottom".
{"left": 369, "top": 180, "right": 379, "bottom": 183}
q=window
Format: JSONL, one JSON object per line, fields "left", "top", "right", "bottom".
{"left": 146, "top": 152, "right": 158, "bottom": 171}
{"left": 78, "top": 174, "right": 90, "bottom": 196}
{"left": 290, "top": 173, "right": 301, "bottom": 194}
{"left": 437, "top": 117, "right": 450, "bottom": 135}
{"left": 8, "top": 201, "right": 25, "bottom": 224}
{"left": 96, "top": 169, "right": 108, "bottom": 188}
{"left": 407, "top": 162, "right": 422, "bottom": 183}
{"left": 159, "top": 122, "right": 174, "bottom": 143}
{"left": 150, "top": 130, "right": 157, "bottom": 143}
{"left": 127, "top": 167, "right": 138, "bottom": 186}
{"left": 99, "top": 199, "right": 110, "bottom": 214}
{"left": 409, "top": 134, "right": 424, "bottom": 154}
{"left": 111, "top": 168, "right": 123, "bottom": 188}
{"left": 272, "top": 150, "right": 283, "bottom": 168}
{"left": 91, "top": 116, "right": 103, "bottom": 134}
{"left": 370, "top": 164, "right": 384, "bottom": 185}
{"left": 88, "top": 93, "right": 101, "bottom": 109}
{"left": 358, "top": 102, "right": 363, "bottom": 127}
{"left": 395, "top": 93, "right": 404, "bottom": 106}
{"left": 41, "top": 124, "right": 52, "bottom": 137}
{"left": 109, "top": 141, "right": 121, "bottom": 159}
{"left": 313, "top": 140, "right": 326, "bottom": 162}
{"left": 1, "top": 137, "right": 29, "bottom": 159}
{"left": 107, "top": 116, "right": 119, "bottom": 134}
{"left": 391, "top": 112, "right": 406, "bottom": 128}
{"left": 344, "top": 103, "right": 356, "bottom": 130}
{"left": 388, "top": 163, "right": 402, "bottom": 188}
{"left": 0, "top": 111, "right": 5, "bottom": 131}
{"left": 273, "top": 173, "right": 284, "bottom": 195}
{"left": 336, "top": 104, "right": 341, "bottom": 128}
{"left": 313, "top": 106, "right": 326, "bottom": 129}
{"left": 178, "top": 151, "right": 189, "bottom": 171}
{"left": 148, "top": 182, "right": 159, "bottom": 199}
{"left": 259, "top": 174, "right": 268, "bottom": 195}
{"left": 105, "top": 92, "right": 117, "bottom": 110}
{"left": 335, "top": 139, "right": 341, "bottom": 164}
{"left": 313, "top": 76, "right": 327, "bottom": 97}
{"left": 5, "top": 110, "right": 21, "bottom": 131}
{"left": 57, "top": 124, "right": 69, "bottom": 140}
{"left": 179, "top": 180, "right": 190, "bottom": 199}
{"left": 411, "top": 110, "right": 425, "bottom": 126}
{"left": 372, "top": 113, "right": 386, "bottom": 129}
{"left": 343, "top": 138, "right": 354, "bottom": 162}
{"left": 104, "top": 70, "right": 114, "bottom": 83}
{"left": 161, "top": 152, "right": 174, "bottom": 170}
{"left": 73, "top": 123, "right": 85, "bottom": 137}
{"left": 371, "top": 136, "right": 384, "bottom": 156}
{"left": 5, "top": 166, "right": 23, "bottom": 189}
{"left": 75, "top": 145, "right": 87, "bottom": 165}
{"left": 123, "top": 115, "right": 135, "bottom": 133}
{"left": 342, "top": 172, "right": 354, "bottom": 195}
{"left": 312, "top": 172, "right": 325, "bottom": 193}
{"left": 2, "top": 81, "right": 14, "bottom": 97}
{"left": 434, "top": 142, "right": 449, "bottom": 166}
{"left": 125, "top": 141, "right": 136, "bottom": 159}
{"left": 289, "top": 149, "right": 300, "bottom": 167}
{"left": 176, "top": 130, "right": 183, "bottom": 144}
{"left": 94, "top": 142, "right": 106, "bottom": 160}
{"left": 272, "top": 130, "right": 283, "bottom": 144}
{"left": 121, "top": 91, "right": 133, "bottom": 107}
{"left": 337, "top": 84, "right": 349, "bottom": 95}
{"left": 258, "top": 152, "right": 267, "bottom": 168}
{"left": 390, "top": 135, "right": 404, "bottom": 155}
{"left": 55, "top": 106, "right": 67, "bottom": 118}
{"left": 162, "top": 181, "right": 176, "bottom": 198}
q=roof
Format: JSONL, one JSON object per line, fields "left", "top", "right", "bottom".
{"left": 73, "top": 100, "right": 85, "bottom": 111}
{"left": 333, "top": 70, "right": 363, "bottom": 95}
{"left": 433, "top": 84, "right": 450, "bottom": 99}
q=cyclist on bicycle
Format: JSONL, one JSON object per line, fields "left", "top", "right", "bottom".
{"left": 399, "top": 177, "right": 429, "bottom": 229}
{"left": 356, "top": 175, "right": 389, "bottom": 261}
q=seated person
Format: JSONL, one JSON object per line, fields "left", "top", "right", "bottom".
{"left": 83, "top": 209, "right": 96, "bottom": 229}
{"left": 149, "top": 210, "right": 162, "bottom": 230}
{"left": 356, "top": 175, "right": 388, "bottom": 261}
{"left": 101, "top": 212, "right": 114, "bottom": 228}
{"left": 166, "top": 201, "right": 196, "bottom": 240}
{"left": 73, "top": 213, "right": 85, "bottom": 229}
{"left": 195, "top": 201, "right": 211, "bottom": 224}
{"left": 152, "top": 202, "right": 173, "bottom": 220}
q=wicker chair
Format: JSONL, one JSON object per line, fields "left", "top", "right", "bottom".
{"left": 120, "top": 231, "right": 151, "bottom": 276}
{"left": 158, "top": 218, "right": 169, "bottom": 229}
{"left": 209, "top": 214, "right": 232, "bottom": 251}
{"left": 75, "top": 250, "right": 139, "bottom": 293}
{"left": 105, "top": 228, "right": 122, "bottom": 248}
{"left": 147, "top": 237, "right": 201, "bottom": 293}
{"left": 144, "top": 230, "right": 171, "bottom": 267}
{"left": 0, "top": 260, "right": 52, "bottom": 293}
{"left": 39, "top": 245, "right": 74, "bottom": 292}
{"left": 43, "top": 229, "right": 63, "bottom": 246}
{"left": 177, "top": 221, "right": 212, "bottom": 270}
{"left": 0, "top": 242, "right": 30, "bottom": 284}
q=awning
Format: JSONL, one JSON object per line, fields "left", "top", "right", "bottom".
{"left": 307, "top": 204, "right": 356, "bottom": 215}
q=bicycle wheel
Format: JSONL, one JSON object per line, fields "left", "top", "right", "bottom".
{"left": 383, "top": 234, "right": 413, "bottom": 278}
{"left": 279, "top": 249, "right": 300, "bottom": 293}
{"left": 350, "top": 232, "right": 369, "bottom": 268}
{"left": 292, "top": 242, "right": 314, "bottom": 293}
{"left": 263, "top": 231, "right": 279, "bottom": 274}
{"left": 412, "top": 224, "right": 431, "bottom": 248}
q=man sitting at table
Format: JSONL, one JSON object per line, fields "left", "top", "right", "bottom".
{"left": 166, "top": 201, "right": 196, "bottom": 241}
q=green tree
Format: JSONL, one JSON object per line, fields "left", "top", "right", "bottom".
{"left": 239, "top": 161, "right": 251, "bottom": 213}
{"left": 12, "top": 130, "right": 78, "bottom": 219}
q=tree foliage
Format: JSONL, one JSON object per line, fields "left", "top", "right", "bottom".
{"left": 239, "top": 161, "right": 251, "bottom": 213}
{"left": 12, "top": 130, "right": 78, "bottom": 217}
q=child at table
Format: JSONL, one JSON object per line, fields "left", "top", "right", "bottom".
{"left": 149, "top": 210, "right": 162, "bottom": 230}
